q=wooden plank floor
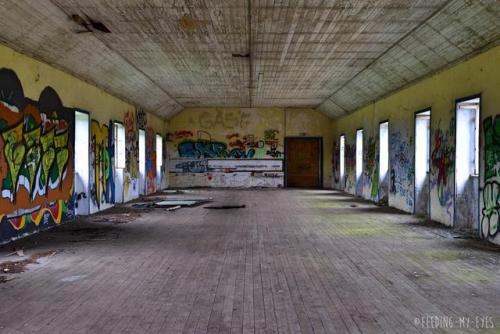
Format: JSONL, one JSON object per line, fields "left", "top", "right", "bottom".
{"left": 1, "top": 189, "right": 499, "bottom": 334}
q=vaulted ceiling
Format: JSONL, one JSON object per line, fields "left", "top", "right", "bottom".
{"left": 0, "top": 0, "right": 498, "bottom": 119}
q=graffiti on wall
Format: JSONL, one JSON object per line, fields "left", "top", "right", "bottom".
{"left": 198, "top": 109, "right": 241, "bottom": 130}
{"left": 124, "top": 111, "right": 138, "bottom": 178}
{"left": 344, "top": 142, "right": 356, "bottom": 192}
{"left": 173, "top": 130, "right": 282, "bottom": 160}
{"left": 90, "top": 120, "right": 115, "bottom": 209}
{"left": 173, "top": 130, "right": 193, "bottom": 139}
{"left": 481, "top": 115, "right": 499, "bottom": 238}
{"left": 263, "top": 129, "right": 282, "bottom": 158}
{"left": 168, "top": 123, "right": 284, "bottom": 187}
{"left": 431, "top": 120, "right": 454, "bottom": 219}
{"left": 145, "top": 127, "right": 157, "bottom": 194}
{"left": 172, "top": 159, "right": 208, "bottom": 173}
{"left": 390, "top": 131, "right": 413, "bottom": 209}
{"left": 123, "top": 110, "right": 138, "bottom": 198}
{"left": 136, "top": 108, "right": 147, "bottom": 129}
{"left": 332, "top": 140, "right": 339, "bottom": 184}
{"left": 0, "top": 68, "right": 74, "bottom": 241}
{"left": 364, "top": 136, "right": 379, "bottom": 199}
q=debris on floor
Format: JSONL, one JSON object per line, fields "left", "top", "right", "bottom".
{"left": 6, "top": 249, "right": 25, "bottom": 257}
{"left": 84, "top": 205, "right": 144, "bottom": 224}
{"left": 155, "top": 200, "right": 201, "bottom": 207}
{"left": 61, "top": 275, "right": 85, "bottom": 283}
{"left": 0, "top": 250, "right": 56, "bottom": 274}
{"left": 165, "top": 205, "right": 181, "bottom": 212}
{"left": 204, "top": 204, "right": 246, "bottom": 210}
{"left": 88, "top": 212, "right": 137, "bottom": 224}
{"left": 172, "top": 196, "right": 213, "bottom": 201}
{"left": 406, "top": 271, "right": 431, "bottom": 280}
{"left": 162, "top": 189, "right": 184, "bottom": 194}
{"left": 0, "top": 275, "right": 17, "bottom": 284}
{"left": 152, "top": 198, "right": 211, "bottom": 208}
{"left": 130, "top": 196, "right": 211, "bottom": 210}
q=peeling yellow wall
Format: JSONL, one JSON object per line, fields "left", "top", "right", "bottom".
{"left": 167, "top": 107, "right": 333, "bottom": 188}
{"left": 331, "top": 45, "right": 500, "bottom": 244}
{"left": 0, "top": 44, "right": 165, "bottom": 134}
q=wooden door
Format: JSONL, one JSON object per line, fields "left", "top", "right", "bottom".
{"left": 285, "top": 137, "right": 322, "bottom": 188}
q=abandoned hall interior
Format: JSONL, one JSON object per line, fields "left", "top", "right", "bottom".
{"left": 0, "top": 0, "right": 500, "bottom": 333}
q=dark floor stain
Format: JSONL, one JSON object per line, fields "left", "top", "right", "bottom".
{"left": 65, "top": 227, "right": 120, "bottom": 242}
{"left": 204, "top": 204, "right": 246, "bottom": 210}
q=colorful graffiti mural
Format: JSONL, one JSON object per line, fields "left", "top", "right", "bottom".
{"left": 145, "top": 127, "right": 157, "bottom": 194}
{"left": 481, "top": 115, "right": 500, "bottom": 239}
{"left": 90, "top": 120, "right": 114, "bottom": 209}
{"left": 123, "top": 110, "right": 138, "bottom": 199}
{"left": 124, "top": 110, "right": 138, "bottom": 178}
{"left": 0, "top": 68, "right": 74, "bottom": 242}
{"left": 431, "top": 120, "right": 454, "bottom": 219}
{"left": 390, "top": 131, "right": 414, "bottom": 209}
{"left": 168, "top": 122, "right": 285, "bottom": 188}
{"left": 136, "top": 108, "right": 147, "bottom": 129}
{"left": 179, "top": 139, "right": 254, "bottom": 159}
{"left": 175, "top": 130, "right": 282, "bottom": 160}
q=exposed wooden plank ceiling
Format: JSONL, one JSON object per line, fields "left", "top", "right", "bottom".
{"left": 0, "top": 0, "right": 498, "bottom": 119}
{"left": 317, "top": 0, "right": 500, "bottom": 117}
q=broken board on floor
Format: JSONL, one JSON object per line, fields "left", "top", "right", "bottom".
{"left": 155, "top": 200, "right": 200, "bottom": 207}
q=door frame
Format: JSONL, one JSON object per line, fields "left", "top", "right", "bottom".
{"left": 413, "top": 108, "right": 432, "bottom": 218}
{"left": 454, "top": 93, "right": 481, "bottom": 231}
{"left": 284, "top": 136, "right": 323, "bottom": 189}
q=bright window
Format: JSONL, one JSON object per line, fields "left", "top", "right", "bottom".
{"left": 379, "top": 122, "right": 389, "bottom": 181}
{"left": 114, "top": 122, "right": 126, "bottom": 169}
{"left": 356, "top": 129, "right": 363, "bottom": 181}
{"left": 139, "top": 129, "right": 146, "bottom": 177}
{"left": 156, "top": 134, "right": 163, "bottom": 172}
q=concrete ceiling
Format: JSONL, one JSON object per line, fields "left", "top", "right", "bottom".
{"left": 0, "top": 0, "right": 498, "bottom": 119}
